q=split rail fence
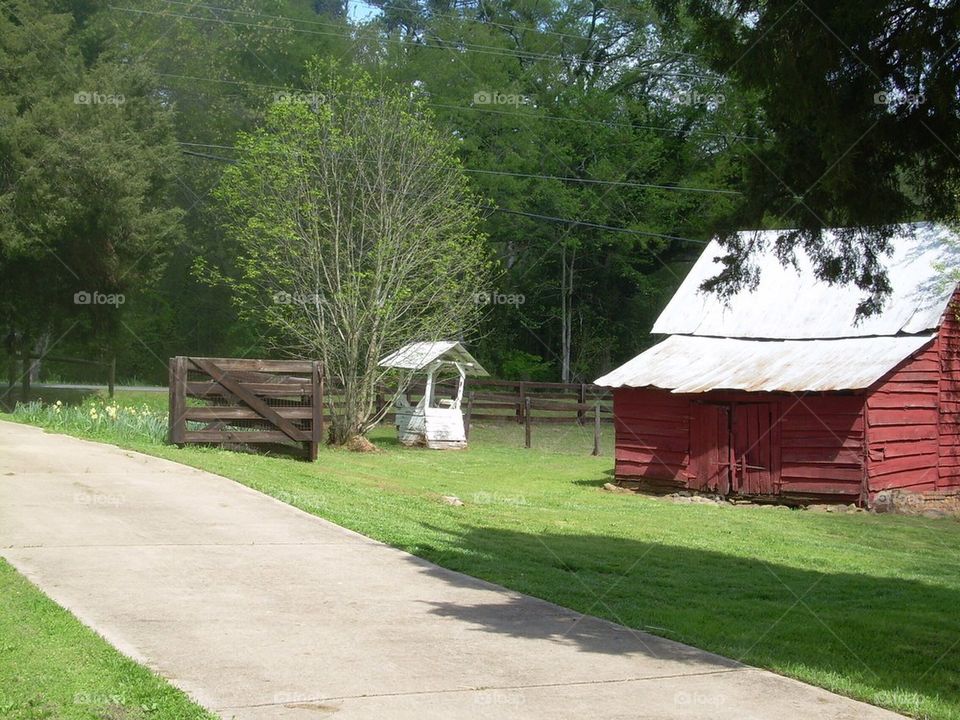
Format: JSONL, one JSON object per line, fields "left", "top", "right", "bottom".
{"left": 369, "top": 377, "right": 613, "bottom": 428}
{"left": 167, "top": 357, "right": 613, "bottom": 457}
{"left": 4, "top": 352, "right": 116, "bottom": 399}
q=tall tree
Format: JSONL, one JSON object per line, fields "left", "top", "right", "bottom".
{"left": 659, "top": 0, "right": 960, "bottom": 310}
{"left": 372, "top": 0, "right": 751, "bottom": 377}
{"left": 0, "top": 0, "right": 183, "bottom": 366}
{"left": 212, "top": 63, "right": 491, "bottom": 443}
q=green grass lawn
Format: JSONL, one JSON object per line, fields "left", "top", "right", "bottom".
{"left": 0, "top": 559, "right": 215, "bottom": 720}
{"left": 4, "top": 389, "right": 960, "bottom": 719}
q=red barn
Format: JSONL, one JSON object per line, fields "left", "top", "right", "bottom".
{"left": 595, "top": 223, "right": 960, "bottom": 506}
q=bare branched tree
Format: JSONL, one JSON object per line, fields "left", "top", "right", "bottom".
{"left": 213, "top": 63, "right": 490, "bottom": 444}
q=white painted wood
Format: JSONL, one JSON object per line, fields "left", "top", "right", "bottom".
{"left": 384, "top": 342, "right": 482, "bottom": 449}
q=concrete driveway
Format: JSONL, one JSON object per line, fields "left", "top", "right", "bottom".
{"left": 0, "top": 420, "right": 904, "bottom": 719}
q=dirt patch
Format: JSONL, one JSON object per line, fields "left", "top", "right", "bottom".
{"left": 602, "top": 483, "right": 960, "bottom": 517}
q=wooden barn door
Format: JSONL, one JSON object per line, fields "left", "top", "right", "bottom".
{"left": 691, "top": 403, "right": 733, "bottom": 495}
{"left": 730, "top": 403, "right": 780, "bottom": 496}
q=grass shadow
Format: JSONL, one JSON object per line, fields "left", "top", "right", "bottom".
{"left": 400, "top": 524, "right": 960, "bottom": 716}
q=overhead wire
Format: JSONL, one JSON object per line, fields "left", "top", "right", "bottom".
{"left": 176, "top": 144, "right": 711, "bottom": 246}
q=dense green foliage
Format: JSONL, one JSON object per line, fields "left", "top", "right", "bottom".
{"left": 212, "top": 63, "right": 491, "bottom": 440}
{"left": 1, "top": 0, "right": 956, "bottom": 382}
{"left": 0, "top": 0, "right": 184, "bottom": 369}
{"left": 0, "top": 557, "right": 215, "bottom": 719}
{"left": 660, "top": 0, "right": 960, "bottom": 312}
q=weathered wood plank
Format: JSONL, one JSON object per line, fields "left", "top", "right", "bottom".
{"left": 191, "top": 358, "right": 306, "bottom": 443}
{"left": 187, "top": 357, "right": 314, "bottom": 373}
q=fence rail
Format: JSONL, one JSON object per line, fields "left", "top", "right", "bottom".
{"left": 365, "top": 377, "right": 613, "bottom": 426}
{"left": 166, "top": 357, "right": 612, "bottom": 457}
{"left": 4, "top": 352, "right": 115, "bottom": 399}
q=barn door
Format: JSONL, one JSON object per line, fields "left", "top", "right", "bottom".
{"left": 730, "top": 403, "right": 779, "bottom": 496}
{"left": 691, "top": 403, "right": 732, "bottom": 495}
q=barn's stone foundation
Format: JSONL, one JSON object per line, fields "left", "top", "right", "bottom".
{"left": 872, "top": 489, "right": 960, "bottom": 517}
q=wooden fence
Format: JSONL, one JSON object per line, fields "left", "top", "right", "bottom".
{"left": 167, "top": 357, "right": 324, "bottom": 460}
{"left": 167, "top": 357, "right": 612, "bottom": 458}
{"left": 4, "top": 352, "right": 116, "bottom": 399}
{"left": 370, "top": 377, "right": 614, "bottom": 426}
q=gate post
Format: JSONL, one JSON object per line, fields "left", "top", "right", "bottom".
{"left": 310, "top": 361, "right": 323, "bottom": 461}
{"left": 168, "top": 356, "right": 187, "bottom": 445}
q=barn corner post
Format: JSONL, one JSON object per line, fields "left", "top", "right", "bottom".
{"left": 167, "top": 356, "right": 187, "bottom": 446}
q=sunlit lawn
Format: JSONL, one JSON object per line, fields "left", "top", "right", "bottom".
{"left": 0, "top": 559, "right": 215, "bottom": 720}
{"left": 3, "top": 388, "right": 960, "bottom": 719}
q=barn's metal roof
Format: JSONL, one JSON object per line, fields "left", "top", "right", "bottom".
{"left": 594, "top": 334, "right": 935, "bottom": 392}
{"left": 379, "top": 341, "right": 489, "bottom": 375}
{"left": 653, "top": 222, "right": 959, "bottom": 339}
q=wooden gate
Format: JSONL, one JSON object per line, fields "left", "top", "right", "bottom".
{"left": 167, "top": 357, "right": 324, "bottom": 460}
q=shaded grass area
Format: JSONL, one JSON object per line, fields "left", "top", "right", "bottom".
{"left": 4, "top": 390, "right": 960, "bottom": 719}
{"left": 0, "top": 559, "right": 214, "bottom": 720}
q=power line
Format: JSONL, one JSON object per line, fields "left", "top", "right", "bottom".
{"left": 465, "top": 168, "right": 740, "bottom": 195}
{"left": 153, "top": 0, "right": 708, "bottom": 66}
{"left": 177, "top": 147, "right": 709, "bottom": 245}
{"left": 117, "top": 3, "right": 725, "bottom": 80}
{"left": 481, "top": 206, "right": 709, "bottom": 244}
{"left": 429, "top": 102, "right": 761, "bottom": 142}
{"left": 176, "top": 141, "right": 740, "bottom": 195}
{"left": 157, "top": 0, "right": 658, "bottom": 53}
{"left": 343, "top": 0, "right": 707, "bottom": 62}
{"left": 156, "top": 72, "right": 760, "bottom": 143}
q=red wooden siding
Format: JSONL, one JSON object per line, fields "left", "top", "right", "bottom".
{"left": 866, "top": 338, "right": 940, "bottom": 496}
{"left": 690, "top": 403, "right": 731, "bottom": 494}
{"left": 615, "top": 388, "right": 868, "bottom": 501}
{"left": 613, "top": 389, "right": 691, "bottom": 489}
{"left": 938, "top": 294, "right": 960, "bottom": 489}
{"left": 776, "top": 394, "right": 865, "bottom": 500}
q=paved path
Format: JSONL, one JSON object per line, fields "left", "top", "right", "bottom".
{"left": 0, "top": 421, "right": 904, "bottom": 720}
